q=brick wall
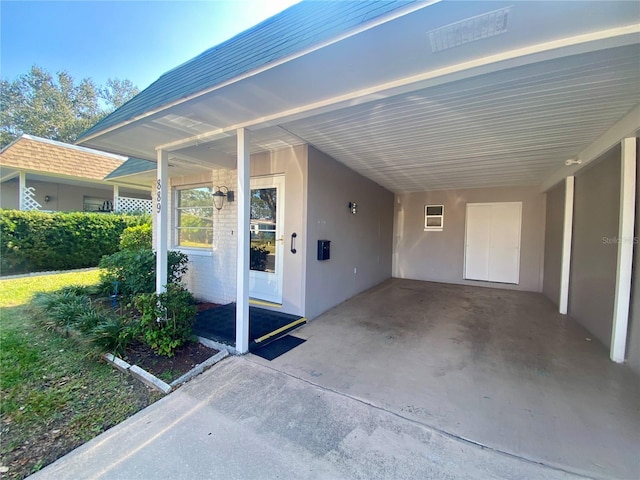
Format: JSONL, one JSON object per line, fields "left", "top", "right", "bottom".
{"left": 153, "top": 169, "right": 238, "bottom": 304}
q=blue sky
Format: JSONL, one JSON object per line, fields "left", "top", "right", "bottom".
{"left": 1, "top": 0, "right": 300, "bottom": 91}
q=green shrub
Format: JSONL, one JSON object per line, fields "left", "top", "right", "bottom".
{"left": 98, "top": 249, "right": 189, "bottom": 296}
{"left": 119, "top": 223, "right": 152, "bottom": 251}
{"left": 133, "top": 284, "right": 196, "bottom": 357}
{"left": 90, "top": 316, "right": 137, "bottom": 356}
{"left": 75, "top": 310, "right": 109, "bottom": 334}
{"left": 0, "top": 210, "right": 148, "bottom": 275}
{"left": 31, "top": 290, "right": 91, "bottom": 336}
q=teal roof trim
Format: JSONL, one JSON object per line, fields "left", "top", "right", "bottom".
{"left": 78, "top": 0, "right": 417, "bottom": 141}
{"left": 106, "top": 158, "right": 156, "bottom": 179}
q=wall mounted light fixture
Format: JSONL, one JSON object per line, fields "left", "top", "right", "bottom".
{"left": 564, "top": 158, "right": 582, "bottom": 166}
{"left": 213, "top": 186, "right": 234, "bottom": 211}
{"left": 44, "top": 195, "right": 51, "bottom": 203}
{"left": 349, "top": 201, "right": 358, "bottom": 214}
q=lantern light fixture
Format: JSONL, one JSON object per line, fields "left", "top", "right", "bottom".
{"left": 213, "top": 186, "right": 234, "bottom": 211}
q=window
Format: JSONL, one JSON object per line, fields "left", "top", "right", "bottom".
{"left": 176, "top": 186, "right": 214, "bottom": 248}
{"left": 424, "top": 204, "right": 444, "bottom": 231}
{"left": 83, "top": 196, "right": 112, "bottom": 212}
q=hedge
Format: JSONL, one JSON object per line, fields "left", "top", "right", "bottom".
{"left": 0, "top": 210, "right": 150, "bottom": 275}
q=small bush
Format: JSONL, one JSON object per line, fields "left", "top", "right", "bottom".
{"left": 133, "top": 284, "right": 196, "bottom": 357}
{"left": 98, "top": 249, "right": 189, "bottom": 296}
{"left": 90, "top": 317, "right": 137, "bottom": 356}
{"left": 75, "top": 310, "right": 109, "bottom": 334}
{"left": 119, "top": 224, "right": 152, "bottom": 251}
{"left": 32, "top": 291, "right": 90, "bottom": 334}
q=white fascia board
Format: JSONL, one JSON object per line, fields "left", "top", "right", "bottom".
{"left": 158, "top": 25, "right": 640, "bottom": 153}
{"left": 540, "top": 103, "right": 640, "bottom": 192}
{"left": 11, "top": 169, "right": 119, "bottom": 187}
{"left": 0, "top": 169, "right": 20, "bottom": 183}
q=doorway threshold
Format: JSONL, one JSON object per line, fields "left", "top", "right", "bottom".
{"left": 250, "top": 298, "right": 282, "bottom": 308}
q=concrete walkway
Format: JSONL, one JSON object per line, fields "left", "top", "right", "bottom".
{"left": 30, "top": 357, "right": 584, "bottom": 480}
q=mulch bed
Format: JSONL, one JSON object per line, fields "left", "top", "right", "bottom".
{"left": 122, "top": 341, "right": 219, "bottom": 383}
{"left": 196, "top": 302, "right": 221, "bottom": 312}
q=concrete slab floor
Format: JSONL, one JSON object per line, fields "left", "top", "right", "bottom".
{"left": 251, "top": 278, "right": 640, "bottom": 480}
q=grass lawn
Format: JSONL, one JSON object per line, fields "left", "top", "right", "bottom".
{"left": 0, "top": 269, "right": 162, "bottom": 480}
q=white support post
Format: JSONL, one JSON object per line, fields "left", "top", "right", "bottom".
{"left": 236, "top": 128, "right": 250, "bottom": 354}
{"left": 559, "top": 176, "right": 574, "bottom": 315}
{"left": 113, "top": 185, "right": 119, "bottom": 213}
{"left": 156, "top": 149, "right": 169, "bottom": 295}
{"left": 610, "top": 137, "right": 637, "bottom": 363}
{"left": 18, "top": 171, "right": 26, "bottom": 211}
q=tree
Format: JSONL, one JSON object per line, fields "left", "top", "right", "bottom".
{"left": 0, "top": 65, "right": 139, "bottom": 148}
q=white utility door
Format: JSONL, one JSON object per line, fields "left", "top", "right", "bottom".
{"left": 464, "top": 202, "right": 522, "bottom": 284}
{"left": 249, "top": 175, "right": 284, "bottom": 304}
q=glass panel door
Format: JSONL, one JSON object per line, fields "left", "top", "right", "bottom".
{"left": 249, "top": 176, "right": 284, "bottom": 303}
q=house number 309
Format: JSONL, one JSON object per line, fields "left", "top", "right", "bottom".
{"left": 156, "top": 180, "right": 162, "bottom": 213}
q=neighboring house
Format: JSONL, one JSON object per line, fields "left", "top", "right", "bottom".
{"left": 0, "top": 135, "right": 154, "bottom": 213}
{"left": 77, "top": 0, "right": 640, "bottom": 372}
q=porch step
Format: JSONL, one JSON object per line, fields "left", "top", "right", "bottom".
{"left": 250, "top": 317, "right": 307, "bottom": 351}
{"left": 193, "top": 303, "right": 306, "bottom": 349}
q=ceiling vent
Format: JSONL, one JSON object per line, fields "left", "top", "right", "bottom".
{"left": 428, "top": 7, "right": 511, "bottom": 53}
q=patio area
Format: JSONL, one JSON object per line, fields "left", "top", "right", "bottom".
{"left": 249, "top": 278, "right": 640, "bottom": 480}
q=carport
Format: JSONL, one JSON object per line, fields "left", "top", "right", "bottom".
{"left": 250, "top": 278, "right": 640, "bottom": 479}
{"left": 77, "top": 1, "right": 639, "bottom": 356}
{"left": 75, "top": 2, "right": 639, "bottom": 475}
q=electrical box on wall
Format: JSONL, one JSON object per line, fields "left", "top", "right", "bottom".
{"left": 317, "top": 240, "right": 331, "bottom": 261}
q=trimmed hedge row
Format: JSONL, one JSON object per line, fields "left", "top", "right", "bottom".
{"left": 0, "top": 210, "right": 150, "bottom": 275}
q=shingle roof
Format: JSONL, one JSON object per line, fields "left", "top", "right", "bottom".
{"left": 105, "top": 158, "right": 156, "bottom": 180}
{"left": 78, "top": 0, "right": 417, "bottom": 141}
{"left": 0, "top": 135, "right": 126, "bottom": 180}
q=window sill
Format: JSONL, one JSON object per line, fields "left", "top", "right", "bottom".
{"left": 174, "top": 247, "right": 213, "bottom": 257}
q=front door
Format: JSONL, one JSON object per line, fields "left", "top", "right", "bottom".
{"left": 249, "top": 175, "right": 284, "bottom": 303}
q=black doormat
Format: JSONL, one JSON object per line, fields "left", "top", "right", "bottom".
{"left": 193, "top": 303, "right": 305, "bottom": 346}
{"left": 251, "top": 335, "right": 306, "bottom": 361}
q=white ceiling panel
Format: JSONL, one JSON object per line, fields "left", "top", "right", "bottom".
{"left": 280, "top": 45, "right": 640, "bottom": 192}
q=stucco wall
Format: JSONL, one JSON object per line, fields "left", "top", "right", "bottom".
{"left": 393, "top": 186, "right": 545, "bottom": 292}
{"left": 304, "top": 146, "right": 394, "bottom": 320}
{"left": 251, "top": 145, "right": 308, "bottom": 316}
{"left": 543, "top": 182, "right": 565, "bottom": 306}
{"left": 569, "top": 145, "right": 621, "bottom": 348}
{"left": 1, "top": 178, "right": 149, "bottom": 211}
{"left": 626, "top": 138, "right": 640, "bottom": 375}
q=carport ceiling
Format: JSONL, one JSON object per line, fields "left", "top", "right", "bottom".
{"left": 276, "top": 45, "right": 640, "bottom": 193}
{"left": 161, "top": 44, "right": 639, "bottom": 193}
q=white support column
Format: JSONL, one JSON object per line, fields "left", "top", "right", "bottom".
{"left": 559, "top": 176, "right": 574, "bottom": 315}
{"left": 610, "top": 137, "right": 637, "bottom": 363}
{"left": 113, "top": 185, "right": 119, "bottom": 213}
{"left": 18, "top": 171, "right": 26, "bottom": 211}
{"left": 236, "top": 128, "right": 250, "bottom": 354}
{"left": 156, "top": 149, "right": 169, "bottom": 295}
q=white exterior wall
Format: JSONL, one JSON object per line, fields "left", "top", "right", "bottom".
{"left": 152, "top": 169, "right": 239, "bottom": 304}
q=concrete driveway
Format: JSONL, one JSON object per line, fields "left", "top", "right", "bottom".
{"left": 32, "top": 356, "right": 588, "bottom": 480}
{"left": 250, "top": 279, "right": 640, "bottom": 480}
{"left": 29, "top": 279, "right": 638, "bottom": 480}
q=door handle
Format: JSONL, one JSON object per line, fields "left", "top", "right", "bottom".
{"left": 290, "top": 232, "right": 297, "bottom": 254}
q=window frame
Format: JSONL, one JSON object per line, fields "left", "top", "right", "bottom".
{"left": 424, "top": 204, "right": 444, "bottom": 231}
{"left": 174, "top": 185, "right": 215, "bottom": 249}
